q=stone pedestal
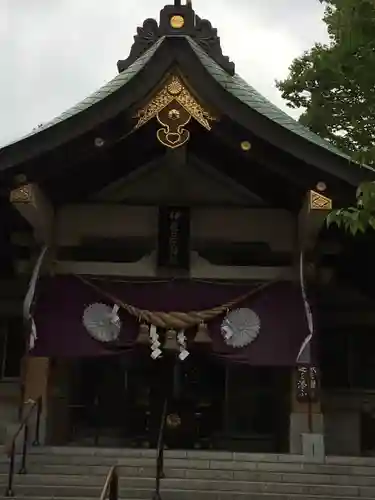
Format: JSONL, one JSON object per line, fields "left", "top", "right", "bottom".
{"left": 302, "top": 432, "right": 325, "bottom": 461}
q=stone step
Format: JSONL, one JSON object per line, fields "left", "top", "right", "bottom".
{"left": 1, "top": 486, "right": 375, "bottom": 500}
{"left": 0, "top": 498, "right": 98, "bottom": 500}
{"left": 5, "top": 452, "right": 375, "bottom": 478}
{"left": 3, "top": 446, "right": 375, "bottom": 499}
{"left": 3, "top": 465, "right": 375, "bottom": 487}
{"left": 12, "top": 446, "right": 375, "bottom": 468}
{"left": 0, "top": 498, "right": 374, "bottom": 500}
{"left": 2, "top": 475, "right": 375, "bottom": 498}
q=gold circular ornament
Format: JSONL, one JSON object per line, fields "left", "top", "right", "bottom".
{"left": 166, "top": 413, "right": 181, "bottom": 429}
{"left": 241, "top": 141, "right": 252, "bottom": 151}
{"left": 316, "top": 181, "right": 327, "bottom": 192}
{"left": 167, "top": 79, "right": 183, "bottom": 96}
{"left": 170, "top": 15, "right": 185, "bottom": 29}
{"left": 168, "top": 109, "right": 180, "bottom": 120}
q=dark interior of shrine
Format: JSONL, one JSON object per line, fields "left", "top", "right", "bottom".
{"left": 63, "top": 349, "right": 290, "bottom": 453}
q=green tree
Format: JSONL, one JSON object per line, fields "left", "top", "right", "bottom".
{"left": 276, "top": 0, "right": 375, "bottom": 234}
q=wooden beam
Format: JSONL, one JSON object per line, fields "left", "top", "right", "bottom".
{"left": 298, "top": 190, "right": 333, "bottom": 252}
{"left": 10, "top": 184, "right": 54, "bottom": 244}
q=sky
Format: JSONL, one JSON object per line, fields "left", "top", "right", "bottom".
{"left": 0, "top": 0, "right": 329, "bottom": 148}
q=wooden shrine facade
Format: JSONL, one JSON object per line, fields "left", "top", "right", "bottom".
{"left": 0, "top": 1, "right": 375, "bottom": 455}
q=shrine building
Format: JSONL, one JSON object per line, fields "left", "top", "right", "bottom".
{"left": 1, "top": 0, "right": 375, "bottom": 457}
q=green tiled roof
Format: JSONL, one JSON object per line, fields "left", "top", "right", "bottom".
{"left": 1, "top": 38, "right": 164, "bottom": 149}
{"left": 186, "top": 37, "right": 352, "bottom": 162}
{"left": 1, "top": 32, "right": 364, "bottom": 169}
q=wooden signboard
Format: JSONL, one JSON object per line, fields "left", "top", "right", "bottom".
{"left": 157, "top": 206, "right": 190, "bottom": 271}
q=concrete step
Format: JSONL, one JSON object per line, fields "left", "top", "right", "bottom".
{"left": 1, "top": 488, "right": 375, "bottom": 500}
{"left": 2, "top": 475, "right": 375, "bottom": 498}
{"left": 4, "top": 446, "right": 375, "bottom": 499}
{"left": 3, "top": 465, "right": 375, "bottom": 487}
{"left": 14, "top": 446, "right": 375, "bottom": 468}
{"left": 5, "top": 451, "right": 375, "bottom": 479}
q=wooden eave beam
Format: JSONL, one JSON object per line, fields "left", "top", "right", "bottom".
{"left": 298, "top": 190, "right": 333, "bottom": 252}
{"left": 10, "top": 183, "right": 54, "bottom": 245}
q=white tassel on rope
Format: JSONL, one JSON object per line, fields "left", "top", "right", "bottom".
{"left": 150, "top": 325, "right": 162, "bottom": 359}
{"left": 177, "top": 330, "right": 189, "bottom": 361}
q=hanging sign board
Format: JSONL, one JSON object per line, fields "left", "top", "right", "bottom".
{"left": 157, "top": 206, "right": 190, "bottom": 271}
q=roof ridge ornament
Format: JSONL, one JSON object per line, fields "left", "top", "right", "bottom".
{"left": 174, "top": 0, "right": 192, "bottom": 5}
{"left": 117, "top": 3, "right": 235, "bottom": 75}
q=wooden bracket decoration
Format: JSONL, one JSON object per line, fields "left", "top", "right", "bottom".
{"left": 298, "top": 189, "right": 333, "bottom": 252}
{"left": 10, "top": 184, "right": 35, "bottom": 205}
{"left": 10, "top": 183, "right": 54, "bottom": 244}
{"left": 309, "top": 190, "right": 332, "bottom": 211}
{"left": 134, "top": 75, "right": 216, "bottom": 149}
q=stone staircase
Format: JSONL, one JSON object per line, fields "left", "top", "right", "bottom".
{"left": 0, "top": 383, "right": 20, "bottom": 445}
{"left": 2, "top": 446, "right": 375, "bottom": 499}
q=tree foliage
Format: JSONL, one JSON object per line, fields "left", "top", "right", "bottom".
{"left": 276, "top": 0, "right": 375, "bottom": 234}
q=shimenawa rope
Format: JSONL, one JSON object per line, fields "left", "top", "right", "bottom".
{"left": 76, "top": 275, "right": 279, "bottom": 330}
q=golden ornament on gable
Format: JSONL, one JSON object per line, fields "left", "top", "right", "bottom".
{"left": 134, "top": 75, "right": 216, "bottom": 149}
{"left": 157, "top": 101, "right": 191, "bottom": 149}
{"left": 167, "top": 78, "right": 183, "bottom": 96}
{"left": 309, "top": 190, "right": 332, "bottom": 211}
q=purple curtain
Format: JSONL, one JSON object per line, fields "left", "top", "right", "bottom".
{"left": 33, "top": 275, "right": 309, "bottom": 365}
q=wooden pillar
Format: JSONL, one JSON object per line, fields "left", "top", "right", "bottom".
{"left": 289, "top": 367, "right": 324, "bottom": 455}
{"left": 23, "top": 356, "right": 50, "bottom": 444}
{"left": 291, "top": 189, "right": 333, "bottom": 456}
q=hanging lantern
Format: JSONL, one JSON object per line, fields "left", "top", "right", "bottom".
{"left": 164, "top": 329, "right": 179, "bottom": 351}
{"left": 136, "top": 323, "right": 150, "bottom": 344}
{"left": 194, "top": 321, "right": 212, "bottom": 344}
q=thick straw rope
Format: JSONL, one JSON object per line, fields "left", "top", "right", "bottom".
{"left": 76, "top": 275, "right": 279, "bottom": 330}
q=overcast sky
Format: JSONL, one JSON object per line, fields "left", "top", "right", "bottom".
{"left": 0, "top": 0, "right": 328, "bottom": 148}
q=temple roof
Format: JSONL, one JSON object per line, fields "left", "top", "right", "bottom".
{"left": 0, "top": 1, "right": 373, "bottom": 191}
{"left": 1, "top": 39, "right": 164, "bottom": 148}
{"left": 4, "top": 35, "right": 347, "bottom": 161}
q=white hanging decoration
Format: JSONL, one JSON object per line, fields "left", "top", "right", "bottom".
{"left": 177, "top": 330, "right": 189, "bottom": 361}
{"left": 24, "top": 245, "right": 49, "bottom": 351}
{"left": 110, "top": 305, "right": 121, "bottom": 327}
{"left": 28, "top": 318, "right": 38, "bottom": 351}
{"left": 150, "top": 325, "right": 162, "bottom": 359}
{"left": 221, "top": 308, "right": 261, "bottom": 348}
{"left": 83, "top": 303, "right": 121, "bottom": 343}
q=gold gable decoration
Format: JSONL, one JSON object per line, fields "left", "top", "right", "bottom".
{"left": 134, "top": 75, "right": 216, "bottom": 149}
{"left": 309, "top": 190, "right": 332, "bottom": 211}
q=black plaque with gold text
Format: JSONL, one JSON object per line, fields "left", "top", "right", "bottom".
{"left": 157, "top": 206, "right": 190, "bottom": 271}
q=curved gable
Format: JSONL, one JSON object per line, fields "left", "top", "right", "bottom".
{"left": 1, "top": 1, "right": 374, "bottom": 189}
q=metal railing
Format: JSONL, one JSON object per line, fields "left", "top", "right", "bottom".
{"left": 100, "top": 465, "right": 119, "bottom": 500}
{"left": 5, "top": 396, "right": 43, "bottom": 497}
{"left": 153, "top": 399, "right": 168, "bottom": 500}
